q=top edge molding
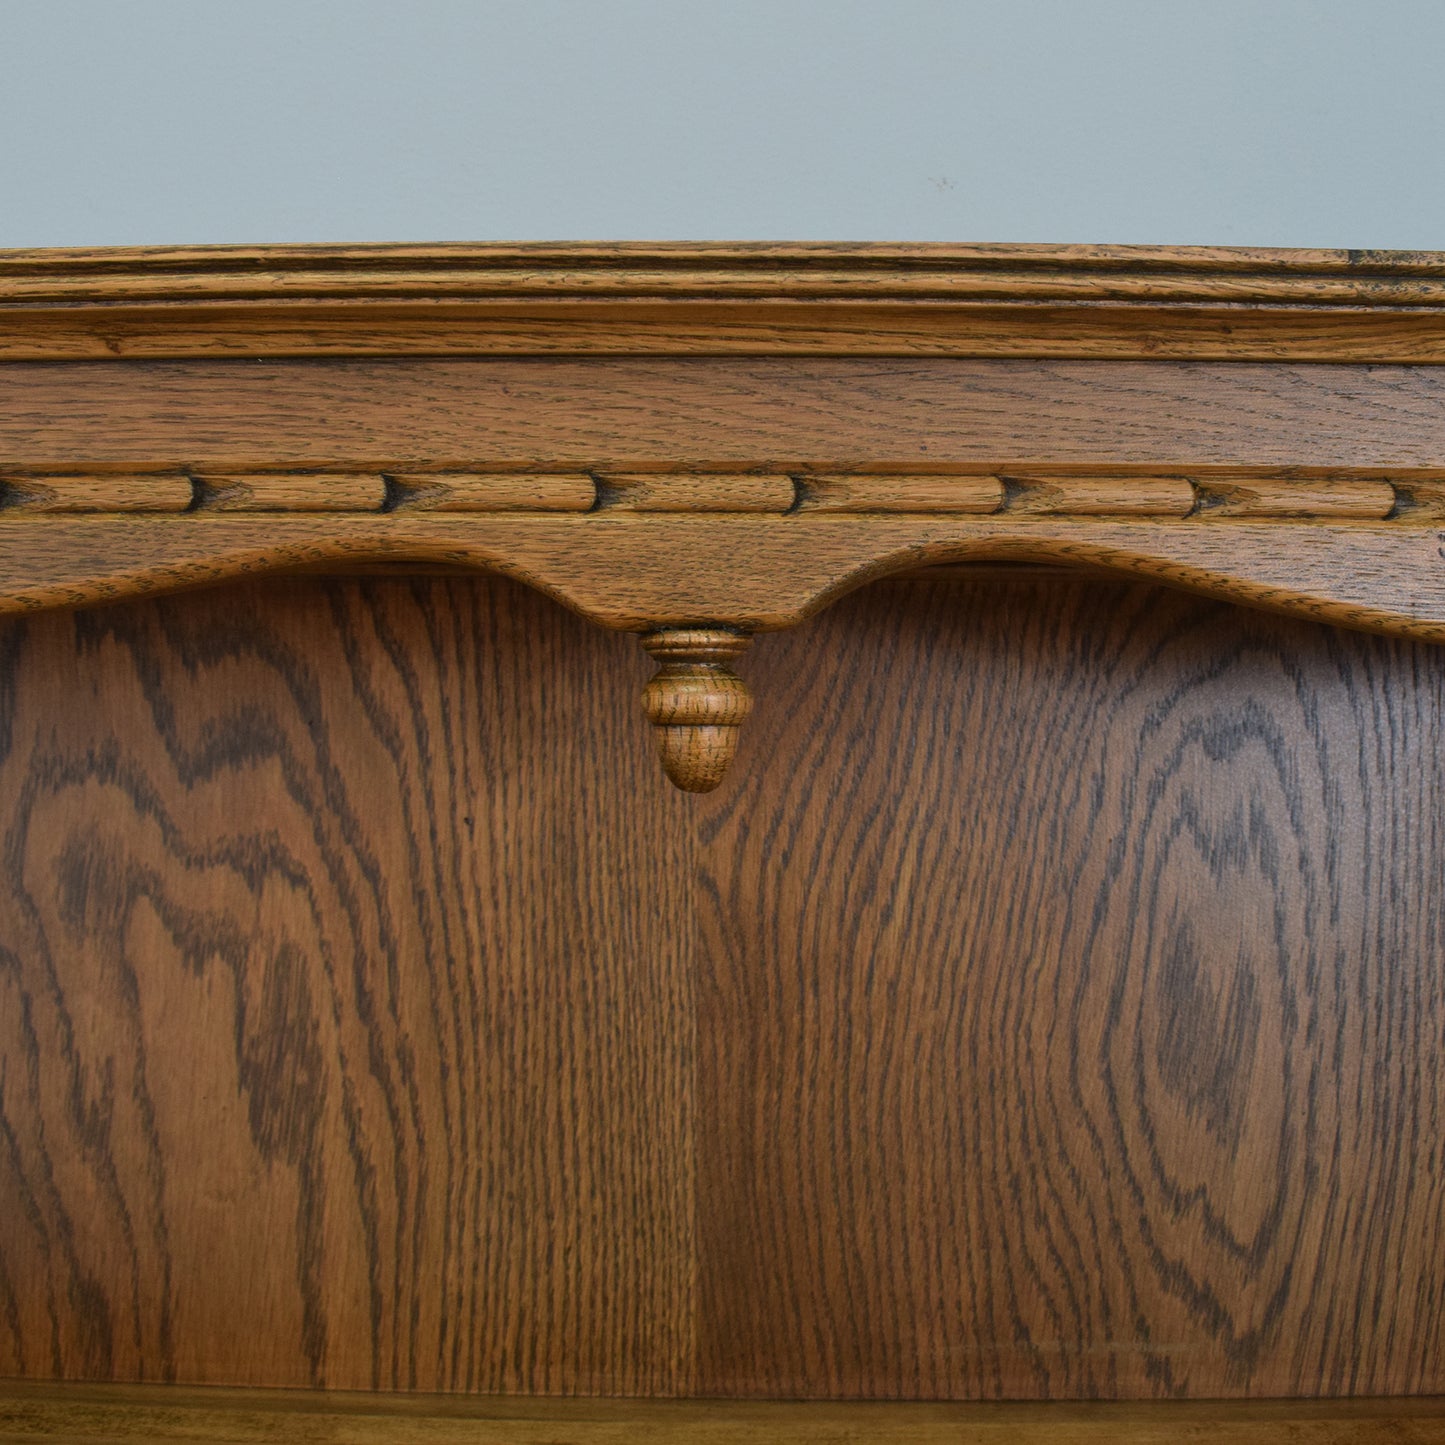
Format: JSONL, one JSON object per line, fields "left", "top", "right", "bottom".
{"left": 6, "top": 239, "right": 1445, "bottom": 274}
{"left": 5, "top": 240, "right": 1445, "bottom": 293}
{"left": 4, "top": 243, "right": 1445, "bottom": 361}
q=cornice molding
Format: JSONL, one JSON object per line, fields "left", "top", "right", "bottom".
{"left": 4, "top": 242, "right": 1445, "bottom": 361}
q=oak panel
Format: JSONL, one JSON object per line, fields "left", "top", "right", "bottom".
{"left": 695, "top": 575, "right": 1445, "bottom": 1398}
{"left": 0, "top": 577, "right": 696, "bottom": 1393}
{"left": 0, "top": 573, "right": 1441, "bottom": 1399}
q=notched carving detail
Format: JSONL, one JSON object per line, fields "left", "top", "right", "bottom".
{"left": 1388, "top": 480, "right": 1445, "bottom": 521}
{"left": 640, "top": 629, "right": 753, "bottom": 792}
{"left": 1190, "top": 477, "right": 1395, "bottom": 519}
{"left": 799, "top": 474, "right": 1003, "bottom": 514}
{"left": 0, "top": 472, "right": 193, "bottom": 512}
{"left": 385, "top": 472, "right": 595, "bottom": 512}
{"left": 1000, "top": 474, "right": 1195, "bottom": 516}
{"left": 192, "top": 472, "right": 385, "bottom": 512}
{"left": 0, "top": 466, "right": 1438, "bottom": 523}
{"left": 601, "top": 473, "right": 794, "bottom": 513}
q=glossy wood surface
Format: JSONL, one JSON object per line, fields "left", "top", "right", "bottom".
{"left": 3, "top": 1383, "right": 1445, "bottom": 1443}
{"left": 0, "top": 572, "right": 1440, "bottom": 1398}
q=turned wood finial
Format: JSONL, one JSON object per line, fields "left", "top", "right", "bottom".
{"left": 641, "top": 629, "right": 753, "bottom": 792}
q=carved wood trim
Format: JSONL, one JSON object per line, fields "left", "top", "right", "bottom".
{"left": 2, "top": 243, "right": 1444, "bottom": 786}
{"left": 7, "top": 242, "right": 1445, "bottom": 361}
{"left": 0, "top": 466, "right": 1418, "bottom": 518}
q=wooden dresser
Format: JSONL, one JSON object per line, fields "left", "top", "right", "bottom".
{"left": 0, "top": 244, "right": 1442, "bottom": 1441}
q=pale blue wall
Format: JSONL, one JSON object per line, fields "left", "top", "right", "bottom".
{"left": 3, "top": 0, "right": 1442, "bottom": 248}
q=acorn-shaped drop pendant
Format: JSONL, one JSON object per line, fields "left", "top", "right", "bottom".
{"left": 640, "top": 628, "right": 753, "bottom": 792}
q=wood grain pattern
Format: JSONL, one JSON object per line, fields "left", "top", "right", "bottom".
{"left": 1390, "top": 479, "right": 1445, "bottom": 520}
{"left": 0, "top": 469, "right": 1410, "bottom": 521}
{"left": 6, "top": 242, "right": 1445, "bottom": 361}
{"left": 0, "top": 513, "right": 1441, "bottom": 649}
{"left": 0, "top": 576, "right": 697, "bottom": 1393}
{"left": 8, "top": 359, "right": 1445, "bottom": 469}
{"left": 10, "top": 241, "right": 1445, "bottom": 300}
{"left": 14, "top": 302, "right": 1445, "bottom": 364}
{"left": 693, "top": 573, "right": 1445, "bottom": 1399}
{"left": 0, "top": 572, "right": 1441, "bottom": 1399}
{"left": 640, "top": 628, "right": 753, "bottom": 791}
{"left": 1, "top": 245, "right": 1444, "bottom": 1400}
{"left": 3, "top": 1382, "right": 1445, "bottom": 1443}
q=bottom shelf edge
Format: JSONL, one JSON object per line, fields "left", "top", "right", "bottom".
{"left": 2, "top": 1381, "right": 1445, "bottom": 1444}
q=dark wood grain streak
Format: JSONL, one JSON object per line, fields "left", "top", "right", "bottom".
{"left": 693, "top": 575, "right": 1445, "bottom": 1399}
{"left": 0, "top": 574, "right": 1442, "bottom": 1398}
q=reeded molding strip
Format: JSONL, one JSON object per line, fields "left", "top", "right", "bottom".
{"left": 6, "top": 242, "right": 1445, "bottom": 359}
{"left": 0, "top": 468, "right": 1424, "bottom": 519}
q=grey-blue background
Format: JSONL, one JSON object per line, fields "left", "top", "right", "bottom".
{"left": 3, "top": 0, "right": 1441, "bottom": 248}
